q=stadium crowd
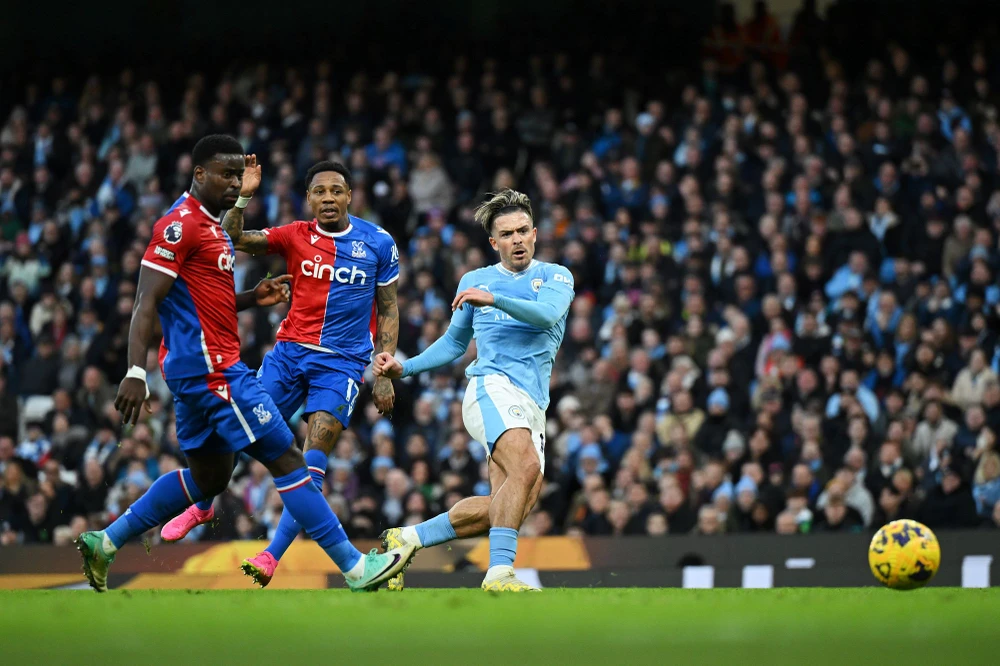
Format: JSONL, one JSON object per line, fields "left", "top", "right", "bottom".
{"left": 3, "top": 1, "right": 1000, "bottom": 549}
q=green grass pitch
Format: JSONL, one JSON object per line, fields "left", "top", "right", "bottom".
{"left": 2, "top": 588, "right": 996, "bottom": 665}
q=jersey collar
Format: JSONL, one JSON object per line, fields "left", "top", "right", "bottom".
{"left": 312, "top": 217, "right": 353, "bottom": 237}
{"left": 494, "top": 259, "right": 537, "bottom": 278}
{"left": 181, "top": 191, "right": 221, "bottom": 223}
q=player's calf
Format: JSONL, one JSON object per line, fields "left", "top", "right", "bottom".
{"left": 157, "top": 456, "right": 232, "bottom": 543}
{"left": 489, "top": 430, "right": 541, "bottom": 529}
{"left": 303, "top": 410, "right": 344, "bottom": 456}
{"left": 257, "top": 411, "right": 342, "bottom": 567}
{"left": 188, "top": 460, "right": 234, "bottom": 498}
{"left": 483, "top": 430, "right": 540, "bottom": 588}
{"left": 259, "top": 445, "right": 414, "bottom": 590}
{"left": 383, "top": 452, "right": 544, "bottom": 592}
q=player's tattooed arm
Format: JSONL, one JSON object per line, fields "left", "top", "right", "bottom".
{"left": 372, "top": 281, "right": 399, "bottom": 414}
{"left": 221, "top": 206, "right": 270, "bottom": 255}
{"left": 374, "top": 282, "right": 399, "bottom": 356}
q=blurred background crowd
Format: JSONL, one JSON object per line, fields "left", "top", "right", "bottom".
{"left": 3, "top": 0, "right": 1000, "bottom": 548}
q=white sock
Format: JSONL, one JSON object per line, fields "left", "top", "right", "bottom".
{"left": 102, "top": 532, "right": 118, "bottom": 555}
{"left": 343, "top": 556, "right": 366, "bottom": 581}
{"left": 401, "top": 525, "right": 422, "bottom": 548}
{"left": 485, "top": 564, "right": 514, "bottom": 581}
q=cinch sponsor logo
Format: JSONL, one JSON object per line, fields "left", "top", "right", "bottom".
{"left": 301, "top": 255, "right": 367, "bottom": 284}
{"left": 217, "top": 251, "right": 236, "bottom": 272}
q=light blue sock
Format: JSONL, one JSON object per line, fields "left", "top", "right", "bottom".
{"left": 105, "top": 469, "right": 205, "bottom": 549}
{"left": 415, "top": 512, "right": 457, "bottom": 547}
{"left": 488, "top": 527, "right": 518, "bottom": 569}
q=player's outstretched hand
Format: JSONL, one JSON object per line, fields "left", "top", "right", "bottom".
{"left": 115, "top": 377, "right": 151, "bottom": 426}
{"left": 254, "top": 274, "right": 292, "bottom": 307}
{"left": 373, "top": 352, "right": 404, "bottom": 379}
{"left": 241, "top": 154, "right": 263, "bottom": 197}
{"left": 372, "top": 376, "right": 395, "bottom": 415}
{"left": 452, "top": 287, "right": 494, "bottom": 311}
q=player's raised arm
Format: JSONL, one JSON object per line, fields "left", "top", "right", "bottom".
{"left": 116, "top": 265, "right": 174, "bottom": 425}
{"left": 221, "top": 154, "right": 270, "bottom": 255}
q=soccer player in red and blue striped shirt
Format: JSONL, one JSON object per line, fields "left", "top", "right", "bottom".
{"left": 74, "top": 136, "right": 413, "bottom": 593}
{"left": 162, "top": 158, "right": 400, "bottom": 587}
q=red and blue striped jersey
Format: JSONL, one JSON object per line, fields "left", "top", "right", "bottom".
{"left": 262, "top": 215, "right": 399, "bottom": 367}
{"left": 140, "top": 193, "right": 240, "bottom": 380}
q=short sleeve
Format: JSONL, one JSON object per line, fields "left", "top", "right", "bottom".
{"left": 450, "top": 272, "right": 475, "bottom": 329}
{"left": 544, "top": 264, "right": 576, "bottom": 298}
{"left": 375, "top": 231, "right": 400, "bottom": 287}
{"left": 261, "top": 223, "right": 296, "bottom": 256}
{"left": 141, "top": 216, "right": 198, "bottom": 279}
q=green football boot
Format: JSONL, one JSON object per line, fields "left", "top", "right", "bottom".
{"left": 75, "top": 531, "right": 116, "bottom": 593}
{"left": 345, "top": 545, "right": 416, "bottom": 593}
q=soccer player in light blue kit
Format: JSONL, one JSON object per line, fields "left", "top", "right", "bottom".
{"left": 374, "top": 189, "right": 573, "bottom": 591}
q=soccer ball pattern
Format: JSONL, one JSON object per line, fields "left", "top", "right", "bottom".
{"left": 868, "top": 519, "right": 941, "bottom": 590}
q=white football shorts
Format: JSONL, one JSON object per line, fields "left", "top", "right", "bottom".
{"left": 462, "top": 374, "right": 546, "bottom": 473}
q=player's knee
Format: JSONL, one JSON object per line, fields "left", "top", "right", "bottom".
{"left": 191, "top": 470, "right": 230, "bottom": 498}
{"left": 512, "top": 453, "right": 541, "bottom": 485}
{"left": 264, "top": 446, "right": 305, "bottom": 478}
{"left": 494, "top": 430, "right": 540, "bottom": 481}
{"left": 525, "top": 457, "right": 542, "bottom": 482}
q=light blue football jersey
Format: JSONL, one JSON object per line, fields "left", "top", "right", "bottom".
{"left": 450, "top": 260, "right": 574, "bottom": 409}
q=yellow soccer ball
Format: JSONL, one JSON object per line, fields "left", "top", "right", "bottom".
{"left": 868, "top": 519, "right": 941, "bottom": 590}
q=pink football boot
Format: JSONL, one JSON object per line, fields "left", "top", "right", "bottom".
{"left": 160, "top": 505, "right": 215, "bottom": 542}
{"left": 241, "top": 551, "right": 279, "bottom": 588}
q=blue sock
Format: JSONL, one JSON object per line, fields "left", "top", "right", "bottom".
{"left": 265, "top": 450, "right": 328, "bottom": 561}
{"left": 270, "top": 466, "right": 360, "bottom": 573}
{"left": 415, "top": 512, "right": 457, "bottom": 548}
{"left": 303, "top": 449, "right": 329, "bottom": 489}
{"left": 488, "top": 527, "right": 518, "bottom": 569}
{"left": 105, "top": 469, "right": 204, "bottom": 549}
{"left": 193, "top": 455, "right": 240, "bottom": 511}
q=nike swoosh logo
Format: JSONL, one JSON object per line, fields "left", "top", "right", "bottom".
{"left": 375, "top": 553, "right": 402, "bottom": 579}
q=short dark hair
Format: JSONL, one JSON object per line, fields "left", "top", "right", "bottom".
{"left": 191, "top": 134, "right": 244, "bottom": 168}
{"left": 305, "top": 161, "right": 353, "bottom": 190}
{"left": 474, "top": 189, "right": 533, "bottom": 234}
